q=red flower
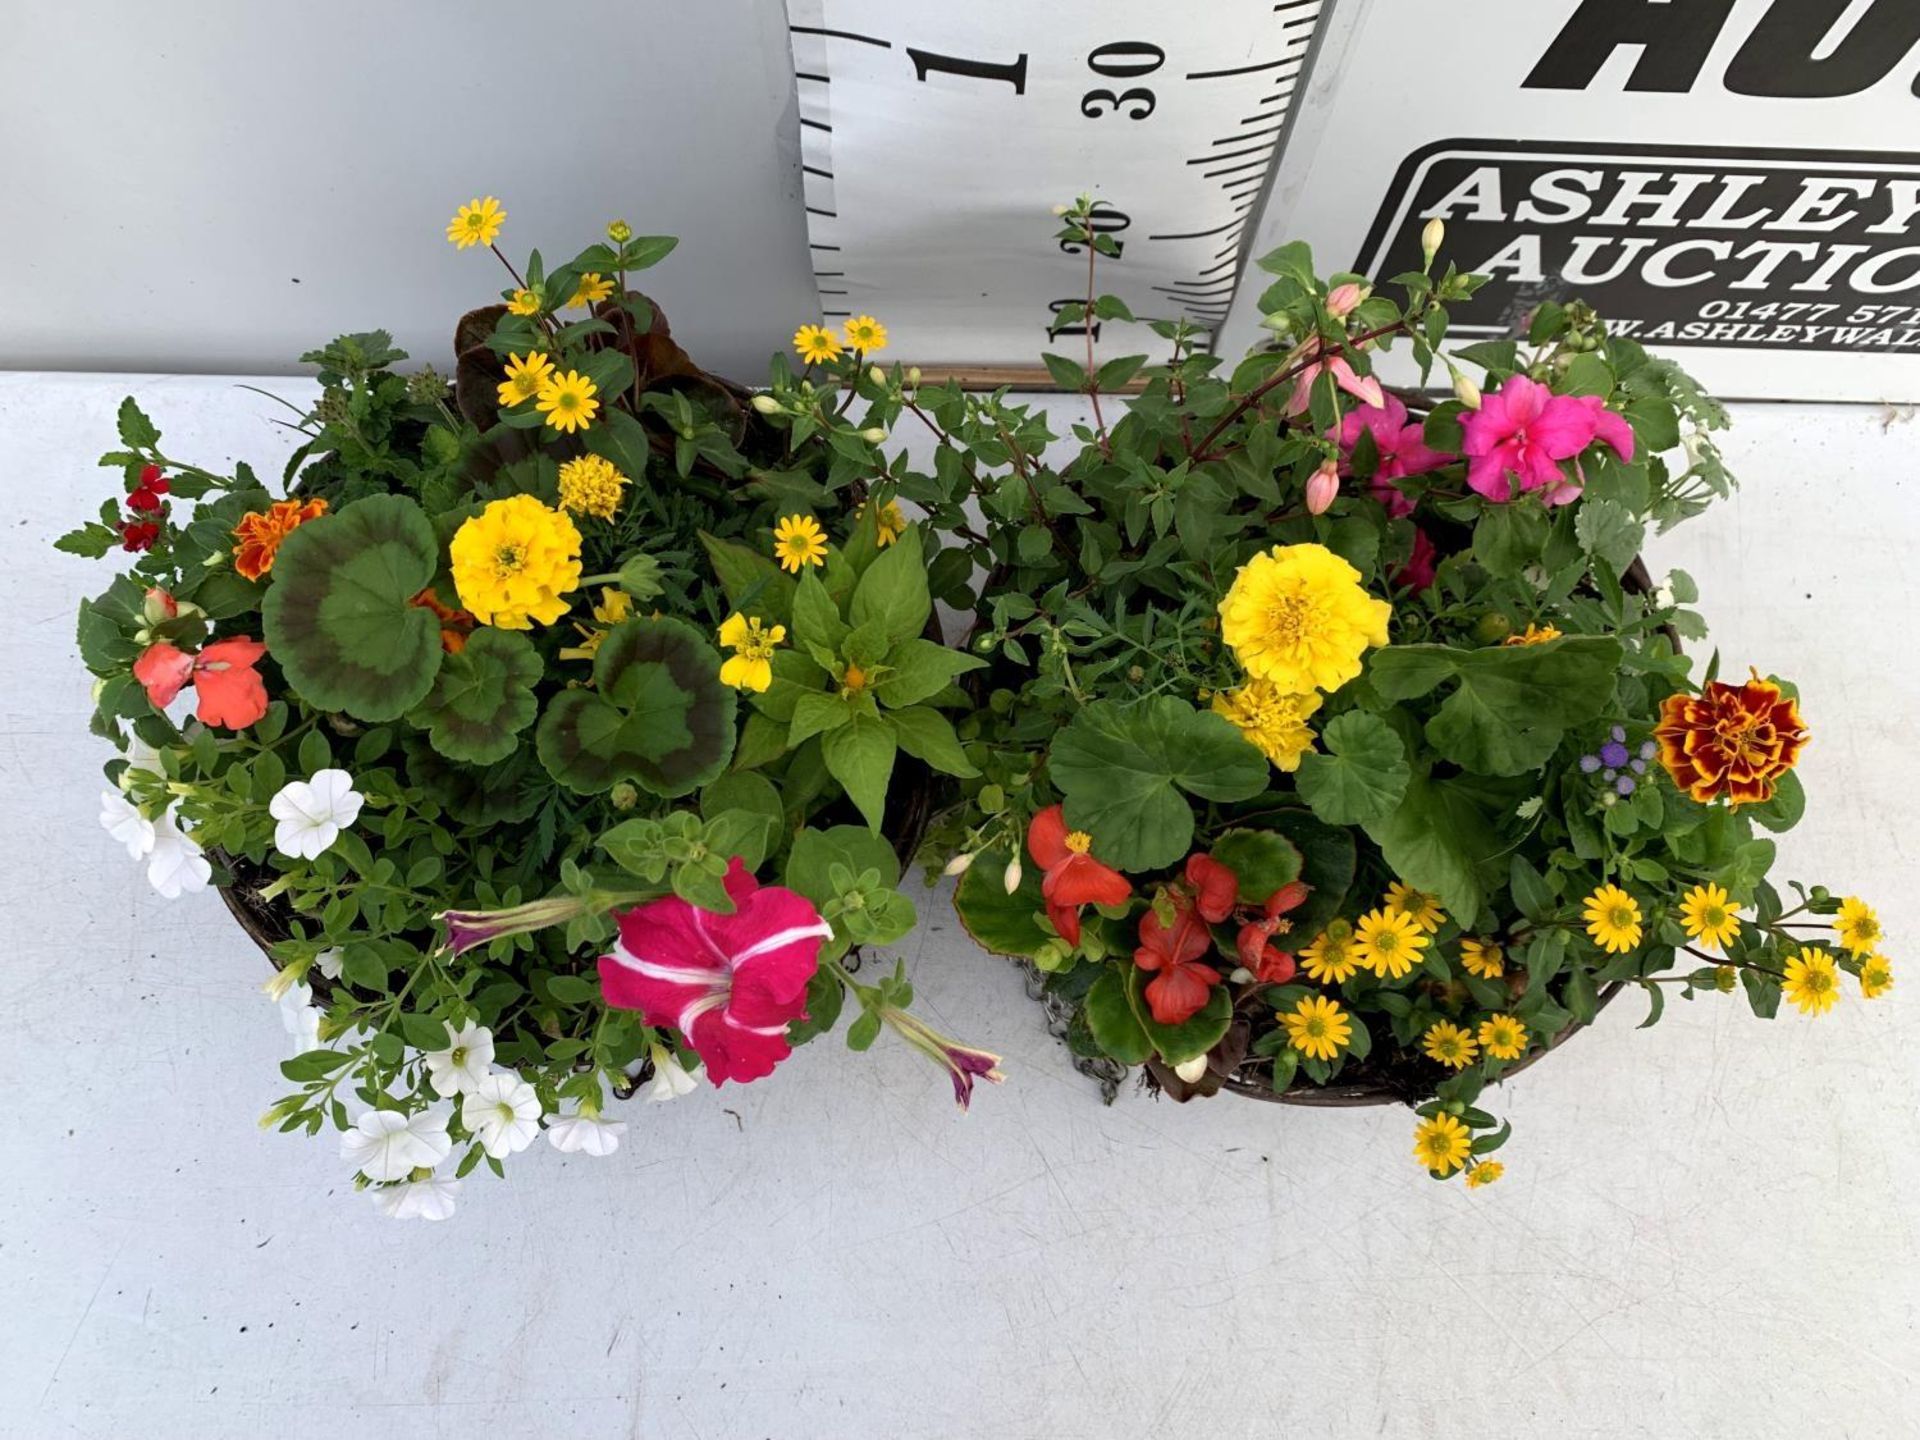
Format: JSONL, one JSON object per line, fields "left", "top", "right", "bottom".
{"left": 1183, "top": 853, "right": 1239, "bottom": 923}
{"left": 119, "top": 519, "right": 160, "bottom": 552}
{"left": 127, "top": 465, "right": 171, "bottom": 513}
{"left": 132, "top": 636, "right": 270, "bottom": 729}
{"left": 1027, "top": 805, "right": 1131, "bottom": 947}
{"left": 1133, "top": 900, "right": 1221, "bottom": 1025}
{"left": 1235, "top": 881, "right": 1312, "bottom": 984}
{"left": 598, "top": 858, "right": 833, "bottom": 1085}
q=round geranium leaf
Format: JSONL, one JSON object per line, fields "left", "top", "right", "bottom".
{"left": 403, "top": 739, "right": 548, "bottom": 826}
{"left": 535, "top": 617, "right": 736, "bottom": 796}
{"left": 262, "top": 494, "right": 442, "bottom": 721}
{"left": 414, "top": 628, "right": 543, "bottom": 765}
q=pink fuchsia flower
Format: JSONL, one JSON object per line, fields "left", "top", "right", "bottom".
{"left": 1304, "top": 459, "right": 1341, "bottom": 516}
{"left": 1336, "top": 395, "right": 1455, "bottom": 517}
{"left": 1392, "top": 526, "right": 1438, "bottom": 592}
{"left": 1460, "top": 375, "right": 1635, "bottom": 505}
{"left": 598, "top": 858, "right": 832, "bottom": 1086}
{"left": 1325, "top": 282, "right": 1368, "bottom": 319}
{"left": 1286, "top": 350, "right": 1384, "bottom": 416}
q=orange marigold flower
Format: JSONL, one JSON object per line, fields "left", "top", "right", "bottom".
{"left": 232, "top": 497, "right": 328, "bottom": 581}
{"left": 1654, "top": 671, "right": 1809, "bottom": 807}
{"left": 409, "top": 587, "right": 477, "bottom": 654}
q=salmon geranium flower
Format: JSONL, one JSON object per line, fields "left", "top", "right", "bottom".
{"left": 1133, "top": 899, "right": 1221, "bottom": 1026}
{"left": 132, "top": 637, "right": 270, "bottom": 729}
{"left": 1026, "top": 805, "right": 1131, "bottom": 947}
{"left": 232, "top": 497, "right": 328, "bottom": 581}
{"left": 597, "top": 858, "right": 833, "bottom": 1086}
{"left": 1654, "top": 670, "right": 1809, "bottom": 807}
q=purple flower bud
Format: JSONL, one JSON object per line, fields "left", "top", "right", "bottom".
{"left": 1600, "top": 741, "right": 1631, "bottom": 768}
{"left": 1629, "top": 758, "right": 1646, "bottom": 774}
{"left": 1610, "top": 725, "right": 1627, "bottom": 743}
{"left": 1580, "top": 754, "right": 1602, "bottom": 774}
{"left": 1616, "top": 775, "right": 1637, "bottom": 796}
{"left": 1639, "top": 740, "right": 1657, "bottom": 760}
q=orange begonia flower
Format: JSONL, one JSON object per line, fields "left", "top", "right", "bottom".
{"left": 232, "top": 497, "right": 328, "bottom": 581}
{"left": 1026, "top": 804, "right": 1131, "bottom": 948}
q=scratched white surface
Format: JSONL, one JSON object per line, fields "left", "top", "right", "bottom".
{"left": 2, "top": 373, "right": 1916, "bottom": 1439}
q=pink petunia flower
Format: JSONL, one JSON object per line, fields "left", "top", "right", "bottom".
{"left": 1336, "top": 395, "right": 1455, "bottom": 517}
{"left": 598, "top": 858, "right": 833, "bottom": 1086}
{"left": 1460, "top": 375, "right": 1635, "bottom": 506}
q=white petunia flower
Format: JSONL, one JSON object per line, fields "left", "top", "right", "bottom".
{"left": 423, "top": 1020, "right": 495, "bottom": 1098}
{"left": 100, "top": 789, "right": 155, "bottom": 859}
{"left": 461, "top": 1072, "right": 541, "bottom": 1159}
{"left": 146, "top": 804, "right": 211, "bottom": 899}
{"left": 546, "top": 1109, "right": 626, "bottom": 1157}
{"left": 370, "top": 1175, "right": 460, "bottom": 1222}
{"left": 644, "top": 1046, "right": 699, "bottom": 1103}
{"left": 277, "top": 980, "right": 322, "bottom": 1054}
{"left": 315, "top": 948, "right": 344, "bottom": 981}
{"left": 340, "top": 1105, "right": 453, "bottom": 1182}
{"left": 121, "top": 734, "right": 165, "bottom": 780}
{"left": 269, "top": 768, "right": 364, "bottom": 861}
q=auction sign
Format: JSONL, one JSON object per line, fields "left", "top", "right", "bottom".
{"left": 1227, "top": 0, "right": 1920, "bottom": 400}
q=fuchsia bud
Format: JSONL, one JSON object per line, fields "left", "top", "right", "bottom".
{"left": 1326, "top": 282, "right": 1368, "bottom": 319}
{"left": 1305, "top": 459, "right": 1341, "bottom": 515}
{"left": 142, "top": 587, "right": 179, "bottom": 624}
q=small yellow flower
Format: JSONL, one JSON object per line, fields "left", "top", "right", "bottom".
{"left": 559, "top": 588, "right": 634, "bottom": 662}
{"left": 607, "top": 219, "right": 633, "bottom": 244}
{"left": 506, "top": 288, "right": 541, "bottom": 317}
{"left": 856, "top": 498, "right": 908, "bottom": 547}
{"left": 1459, "top": 938, "right": 1504, "bottom": 980}
{"left": 447, "top": 195, "right": 505, "bottom": 249}
{"left": 1783, "top": 946, "right": 1840, "bottom": 1015}
{"left": 1211, "top": 679, "right": 1321, "bottom": 773}
{"left": 1413, "top": 1113, "right": 1473, "bottom": 1176}
{"left": 1385, "top": 881, "right": 1445, "bottom": 934}
{"left": 496, "top": 351, "right": 555, "bottom": 409}
{"left": 717, "top": 612, "right": 786, "bottom": 693}
{"left": 1298, "top": 922, "right": 1359, "bottom": 984}
{"left": 1503, "top": 623, "right": 1562, "bottom": 646}
{"left": 1465, "top": 1160, "right": 1504, "bottom": 1189}
{"left": 842, "top": 315, "right": 888, "bottom": 352}
{"left": 793, "top": 324, "right": 842, "bottom": 364}
{"left": 1354, "top": 905, "right": 1428, "bottom": 980}
{"left": 448, "top": 495, "right": 582, "bottom": 629}
{"left": 569, "top": 273, "right": 614, "bottom": 309}
{"left": 1281, "top": 994, "right": 1352, "bottom": 1062}
{"left": 773, "top": 513, "right": 829, "bottom": 572}
{"left": 1678, "top": 883, "right": 1743, "bottom": 954}
{"left": 1583, "top": 883, "right": 1643, "bottom": 954}
{"left": 1859, "top": 953, "right": 1894, "bottom": 999}
{"left": 556, "top": 454, "right": 630, "bottom": 522}
{"left": 1477, "top": 1012, "right": 1529, "bottom": 1061}
{"left": 536, "top": 370, "right": 600, "bottom": 434}
{"left": 1834, "top": 896, "right": 1882, "bottom": 957}
{"left": 1422, "top": 1021, "right": 1479, "bottom": 1070}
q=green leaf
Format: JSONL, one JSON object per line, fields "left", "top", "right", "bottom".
{"left": 117, "top": 396, "right": 160, "bottom": 450}
{"left": 848, "top": 525, "right": 931, "bottom": 645}
{"left": 1471, "top": 502, "right": 1548, "bottom": 578}
{"left": 821, "top": 713, "right": 896, "bottom": 830}
{"left": 791, "top": 570, "right": 848, "bottom": 653}
{"left": 414, "top": 628, "right": 542, "bottom": 764}
{"left": 1208, "top": 829, "right": 1302, "bottom": 903}
{"left": 1295, "top": 710, "right": 1410, "bottom": 823}
{"left": 1125, "top": 965, "right": 1232, "bottom": 1066}
{"left": 785, "top": 825, "right": 900, "bottom": 906}
{"left": 261, "top": 494, "right": 443, "bottom": 721}
{"left": 1084, "top": 968, "right": 1152, "bottom": 1064}
{"left": 789, "top": 691, "right": 853, "bottom": 748}
{"left": 951, "top": 847, "right": 1050, "bottom": 957}
{"left": 699, "top": 530, "right": 795, "bottom": 625}
{"left": 886, "top": 705, "right": 978, "bottom": 778}
{"left": 1574, "top": 496, "right": 1644, "bottom": 572}
{"left": 1041, "top": 353, "right": 1087, "bottom": 391}
{"left": 1746, "top": 770, "right": 1805, "bottom": 834}
{"left": 1050, "top": 697, "right": 1269, "bottom": 871}
{"left": 873, "top": 637, "right": 984, "bottom": 708}
{"left": 1362, "top": 771, "right": 1523, "bottom": 926}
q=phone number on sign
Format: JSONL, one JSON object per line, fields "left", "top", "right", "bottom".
{"left": 1611, "top": 300, "right": 1920, "bottom": 350}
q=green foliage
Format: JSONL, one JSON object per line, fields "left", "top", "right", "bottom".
{"left": 1295, "top": 711, "right": 1410, "bottom": 823}
{"left": 414, "top": 628, "right": 542, "bottom": 764}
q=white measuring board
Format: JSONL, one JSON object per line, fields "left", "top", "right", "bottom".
{"left": 785, "top": 0, "right": 1328, "bottom": 365}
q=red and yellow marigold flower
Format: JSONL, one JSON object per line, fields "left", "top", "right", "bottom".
{"left": 1654, "top": 672, "right": 1808, "bottom": 807}
{"left": 232, "top": 497, "right": 328, "bottom": 581}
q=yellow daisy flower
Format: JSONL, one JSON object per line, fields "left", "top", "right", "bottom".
{"left": 559, "top": 587, "right": 634, "bottom": 662}
{"left": 1280, "top": 994, "right": 1352, "bottom": 1062}
{"left": 1477, "top": 1012, "right": 1529, "bottom": 1061}
{"left": 506, "top": 288, "right": 541, "bottom": 317}
{"left": 1298, "top": 922, "right": 1359, "bottom": 984}
{"left": 1834, "top": 896, "right": 1882, "bottom": 957}
{"left": 842, "top": 315, "right": 888, "bottom": 352}
{"left": 1782, "top": 946, "right": 1840, "bottom": 1015}
{"left": 1465, "top": 1160, "right": 1504, "bottom": 1189}
{"left": 496, "top": 351, "right": 555, "bottom": 409}
{"left": 773, "top": 514, "right": 828, "bottom": 572}
{"left": 1385, "top": 881, "right": 1445, "bottom": 934}
{"left": 1216, "top": 542, "right": 1392, "bottom": 696}
{"left": 1459, "top": 938, "right": 1504, "bottom": 980}
{"left": 794, "top": 324, "right": 842, "bottom": 364}
{"left": 1354, "top": 905, "right": 1428, "bottom": 980}
{"left": 1413, "top": 1113, "right": 1472, "bottom": 1176}
{"left": 448, "top": 495, "right": 582, "bottom": 630}
{"left": 556, "top": 454, "right": 630, "bottom": 522}
{"left": 1583, "top": 883, "right": 1643, "bottom": 954}
{"left": 1503, "top": 623, "right": 1561, "bottom": 646}
{"left": 569, "top": 273, "right": 615, "bottom": 309}
{"left": 1211, "top": 679, "right": 1321, "bottom": 772}
{"left": 1859, "top": 953, "right": 1894, "bottom": 999}
{"left": 1677, "top": 883, "right": 1742, "bottom": 954}
{"left": 1422, "top": 1020, "right": 1479, "bottom": 1070}
{"left": 536, "top": 370, "right": 600, "bottom": 435}
{"left": 447, "top": 195, "right": 505, "bottom": 249}
{"left": 717, "top": 612, "right": 786, "bottom": 693}
{"left": 855, "top": 498, "right": 908, "bottom": 547}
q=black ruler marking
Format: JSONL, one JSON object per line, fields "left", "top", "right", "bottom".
{"left": 789, "top": 24, "right": 892, "bottom": 48}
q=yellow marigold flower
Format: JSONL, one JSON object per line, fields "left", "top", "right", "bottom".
{"left": 794, "top": 324, "right": 842, "bottom": 364}
{"left": 1678, "top": 883, "right": 1743, "bottom": 954}
{"left": 558, "top": 587, "right": 633, "bottom": 662}
{"left": 556, "top": 454, "right": 630, "bottom": 522}
{"left": 1422, "top": 1020, "right": 1479, "bottom": 1070}
{"left": 1299, "top": 921, "right": 1359, "bottom": 984}
{"left": 1465, "top": 1160, "right": 1504, "bottom": 1189}
{"left": 506, "top": 288, "right": 541, "bottom": 317}
{"left": 1211, "top": 678, "right": 1321, "bottom": 772}
{"left": 1503, "top": 623, "right": 1561, "bottom": 646}
{"left": 536, "top": 370, "right": 600, "bottom": 435}
{"left": 447, "top": 195, "right": 505, "bottom": 249}
{"left": 842, "top": 315, "right": 888, "bottom": 352}
{"left": 1385, "top": 881, "right": 1445, "bottom": 934}
{"left": 1834, "top": 896, "right": 1882, "bottom": 957}
{"left": 1859, "top": 953, "right": 1894, "bottom": 999}
{"left": 448, "top": 495, "right": 582, "bottom": 630}
{"left": 1281, "top": 994, "right": 1352, "bottom": 1062}
{"left": 1459, "top": 938, "right": 1504, "bottom": 980}
{"left": 496, "top": 351, "right": 555, "bottom": 409}
{"left": 717, "top": 612, "right": 785, "bottom": 693}
{"left": 569, "top": 273, "right": 614, "bottom": 309}
{"left": 773, "top": 513, "right": 828, "bottom": 572}
{"left": 1354, "top": 905, "right": 1428, "bottom": 980}
{"left": 855, "top": 498, "right": 908, "bottom": 546}
{"left": 1477, "top": 1012, "right": 1529, "bottom": 1061}
{"left": 1783, "top": 946, "right": 1840, "bottom": 1015}
{"left": 1583, "top": 883, "right": 1643, "bottom": 954}
{"left": 1217, "top": 542, "right": 1391, "bottom": 696}
{"left": 1413, "top": 1113, "right": 1472, "bottom": 1176}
